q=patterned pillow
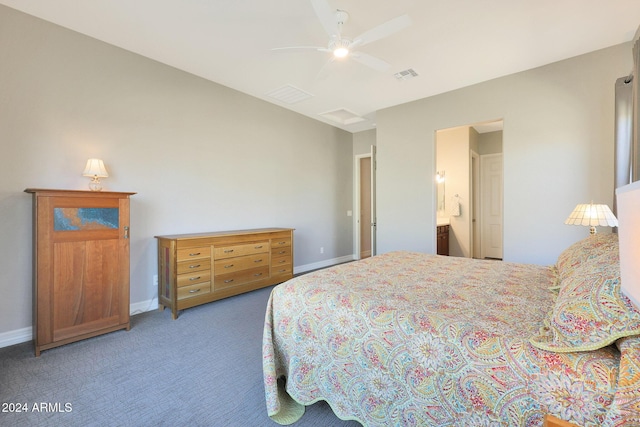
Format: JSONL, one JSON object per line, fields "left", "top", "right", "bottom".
{"left": 531, "top": 248, "right": 640, "bottom": 352}
{"left": 555, "top": 233, "right": 619, "bottom": 281}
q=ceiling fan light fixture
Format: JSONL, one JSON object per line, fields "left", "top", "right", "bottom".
{"left": 333, "top": 47, "right": 349, "bottom": 58}
{"left": 273, "top": 1, "right": 411, "bottom": 73}
{"left": 330, "top": 38, "right": 351, "bottom": 58}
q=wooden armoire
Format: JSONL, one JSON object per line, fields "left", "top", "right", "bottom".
{"left": 25, "top": 189, "right": 135, "bottom": 356}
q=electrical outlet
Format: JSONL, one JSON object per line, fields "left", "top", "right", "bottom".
{"left": 320, "top": 247, "right": 324, "bottom": 254}
{"left": 153, "top": 274, "right": 158, "bottom": 289}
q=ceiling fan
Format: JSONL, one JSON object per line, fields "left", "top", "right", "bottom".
{"left": 272, "top": 0, "right": 411, "bottom": 73}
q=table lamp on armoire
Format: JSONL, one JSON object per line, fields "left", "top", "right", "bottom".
{"left": 82, "top": 158, "right": 109, "bottom": 191}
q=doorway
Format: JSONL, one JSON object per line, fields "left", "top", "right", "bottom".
{"left": 360, "top": 156, "right": 372, "bottom": 258}
{"left": 355, "top": 147, "right": 376, "bottom": 259}
{"left": 435, "top": 120, "right": 503, "bottom": 259}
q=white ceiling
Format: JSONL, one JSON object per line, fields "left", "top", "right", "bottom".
{"left": 2, "top": 0, "right": 640, "bottom": 133}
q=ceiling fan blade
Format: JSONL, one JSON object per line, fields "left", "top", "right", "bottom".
{"left": 350, "top": 52, "right": 391, "bottom": 72}
{"left": 351, "top": 14, "right": 411, "bottom": 48}
{"left": 310, "top": 0, "right": 339, "bottom": 38}
{"left": 315, "top": 57, "right": 335, "bottom": 80}
{"left": 271, "top": 46, "right": 331, "bottom": 53}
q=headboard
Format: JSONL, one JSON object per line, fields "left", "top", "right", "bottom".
{"left": 616, "top": 179, "right": 640, "bottom": 308}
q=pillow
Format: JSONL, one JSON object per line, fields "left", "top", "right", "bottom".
{"left": 555, "top": 233, "right": 619, "bottom": 281}
{"left": 531, "top": 247, "right": 640, "bottom": 352}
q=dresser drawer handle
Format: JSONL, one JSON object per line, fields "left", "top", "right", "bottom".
{"left": 254, "top": 259, "right": 263, "bottom": 263}
{"left": 278, "top": 251, "right": 286, "bottom": 254}
{"left": 189, "top": 252, "right": 201, "bottom": 256}
{"left": 189, "top": 288, "right": 201, "bottom": 294}
{"left": 224, "top": 264, "right": 234, "bottom": 269}
{"left": 254, "top": 273, "right": 263, "bottom": 277}
{"left": 189, "top": 264, "right": 201, "bottom": 269}
{"left": 224, "top": 279, "right": 234, "bottom": 283}
{"left": 278, "top": 269, "right": 287, "bottom": 273}
{"left": 189, "top": 276, "right": 201, "bottom": 281}
{"left": 224, "top": 249, "right": 234, "bottom": 253}
{"left": 277, "top": 260, "right": 286, "bottom": 264}
{"left": 278, "top": 241, "right": 286, "bottom": 245}
{"left": 255, "top": 245, "right": 263, "bottom": 249}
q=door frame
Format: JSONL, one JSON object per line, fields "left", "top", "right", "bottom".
{"left": 471, "top": 150, "right": 480, "bottom": 258}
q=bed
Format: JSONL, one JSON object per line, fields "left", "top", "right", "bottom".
{"left": 262, "top": 233, "right": 640, "bottom": 426}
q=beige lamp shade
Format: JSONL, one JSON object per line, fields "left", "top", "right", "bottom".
{"left": 82, "top": 158, "right": 109, "bottom": 178}
{"left": 82, "top": 158, "right": 108, "bottom": 191}
{"left": 565, "top": 203, "right": 618, "bottom": 234}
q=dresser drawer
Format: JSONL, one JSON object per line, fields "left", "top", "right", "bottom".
{"left": 177, "top": 270, "right": 212, "bottom": 288}
{"left": 177, "top": 258, "right": 211, "bottom": 275}
{"left": 214, "top": 266, "right": 270, "bottom": 290}
{"left": 214, "top": 241, "right": 269, "bottom": 260}
{"left": 271, "top": 264, "right": 292, "bottom": 277}
{"left": 271, "top": 254, "right": 291, "bottom": 268}
{"left": 214, "top": 253, "right": 268, "bottom": 274}
{"left": 271, "top": 237, "right": 291, "bottom": 248}
{"left": 177, "top": 246, "right": 211, "bottom": 261}
{"left": 177, "top": 282, "right": 211, "bottom": 300}
{"left": 271, "top": 246, "right": 291, "bottom": 258}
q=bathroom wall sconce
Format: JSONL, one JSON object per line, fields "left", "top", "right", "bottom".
{"left": 436, "top": 171, "right": 445, "bottom": 183}
{"left": 82, "top": 158, "right": 109, "bottom": 191}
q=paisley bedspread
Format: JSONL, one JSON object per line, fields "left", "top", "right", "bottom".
{"left": 262, "top": 251, "right": 636, "bottom": 426}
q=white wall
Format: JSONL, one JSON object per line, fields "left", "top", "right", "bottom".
{"left": 0, "top": 5, "right": 354, "bottom": 339}
{"left": 353, "top": 129, "right": 376, "bottom": 156}
{"left": 377, "top": 43, "right": 632, "bottom": 265}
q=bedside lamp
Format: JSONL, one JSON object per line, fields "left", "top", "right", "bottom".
{"left": 565, "top": 202, "right": 618, "bottom": 235}
{"left": 82, "top": 158, "right": 109, "bottom": 191}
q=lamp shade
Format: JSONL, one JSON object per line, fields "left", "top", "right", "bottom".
{"left": 564, "top": 203, "right": 618, "bottom": 227}
{"left": 82, "top": 159, "right": 108, "bottom": 178}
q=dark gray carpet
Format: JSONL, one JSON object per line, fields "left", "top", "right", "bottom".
{"left": 0, "top": 285, "right": 361, "bottom": 427}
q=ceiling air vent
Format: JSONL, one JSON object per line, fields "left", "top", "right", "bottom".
{"left": 319, "top": 108, "right": 366, "bottom": 126}
{"left": 266, "top": 84, "right": 313, "bottom": 104}
{"left": 394, "top": 68, "right": 419, "bottom": 81}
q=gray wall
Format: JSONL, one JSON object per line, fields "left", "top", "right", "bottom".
{"left": 377, "top": 43, "right": 632, "bottom": 265}
{"left": 353, "top": 129, "right": 376, "bottom": 156}
{"left": 478, "top": 130, "right": 503, "bottom": 155}
{"left": 0, "top": 6, "right": 353, "bottom": 338}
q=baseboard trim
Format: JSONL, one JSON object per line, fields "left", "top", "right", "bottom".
{"left": 0, "top": 327, "right": 32, "bottom": 349}
{"left": 130, "top": 298, "right": 159, "bottom": 316}
{"left": 294, "top": 254, "right": 355, "bottom": 275}
{"left": 0, "top": 254, "right": 357, "bottom": 349}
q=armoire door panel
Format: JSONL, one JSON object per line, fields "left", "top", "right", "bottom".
{"left": 52, "top": 239, "right": 121, "bottom": 335}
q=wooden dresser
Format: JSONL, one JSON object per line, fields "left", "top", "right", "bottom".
{"left": 155, "top": 228, "right": 294, "bottom": 319}
{"left": 25, "top": 189, "right": 135, "bottom": 356}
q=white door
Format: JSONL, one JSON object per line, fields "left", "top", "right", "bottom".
{"left": 481, "top": 153, "right": 503, "bottom": 259}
